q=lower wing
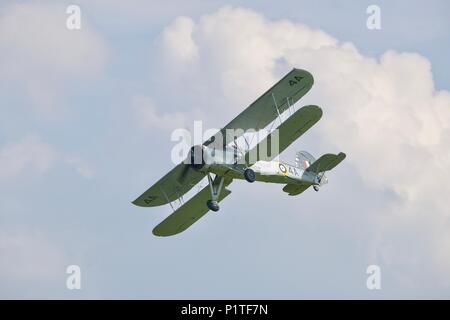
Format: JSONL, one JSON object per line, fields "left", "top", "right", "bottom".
{"left": 153, "top": 179, "right": 233, "bottom": 236}
{"left": 132, "top": 163, "right": 204, "bottom": 207}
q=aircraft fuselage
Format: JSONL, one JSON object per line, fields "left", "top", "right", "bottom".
{"left": 201, "top": 160, "right": 319, "bottom": 185}
{"left": 191, "top": 144, "right": 322, "bottom": 186}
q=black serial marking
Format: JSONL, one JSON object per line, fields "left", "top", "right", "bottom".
{"left": 288, "top": 165, "right": 300, "bottom": 176}
{"left": 288, "top": 76, "right": 304, "bottom": 86}
{"left": 144, "top": 196, "right": 157, "bottom": 204}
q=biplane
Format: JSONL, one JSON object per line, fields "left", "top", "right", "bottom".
{"left": 133, "top": 69, "right": 346, "bottom": 236}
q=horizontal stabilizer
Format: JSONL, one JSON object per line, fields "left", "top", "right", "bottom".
{"left": 153, "top": 181, "right": 232, "bottom": 237}
{"left": 282, "top": 183, "right": 311, "bottom": 196}
{"left": 306, "top": 152, "right": 346, "bottom": 174}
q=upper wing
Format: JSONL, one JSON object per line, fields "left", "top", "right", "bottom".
{"left": 132, "top": 163, "right": 204, "bottom": 207}
{"left": 133, "top": 69, "right": 314, "bottom": 208}
{"left": 245, "top": 105, "right": 323, "bottom": 164}
{"left": 204, "top": 69, "right": 314, "bottom": 148}
{"left": 153, "top": 179, "right": 233, "bottom": 237}
{"left": 306, "top": 152, "right": 347, "bottom": 173}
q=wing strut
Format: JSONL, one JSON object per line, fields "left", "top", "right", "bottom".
{"left": 158, "top": 185, "right": 175, "bottom": 212}
{"left": 244, "top": 105, "right": 323, "bottom": 164}
{"left": 203, "top": 69, "right": 314, "bottom": 150}
{"left": 272, "top": 92, "right": 283, "bottom": 127}
{"left": 158, "top": 186, "right": 186, "bottom": 212}
{"left": 287, "top": 97, "right": 293, "bottom": 116}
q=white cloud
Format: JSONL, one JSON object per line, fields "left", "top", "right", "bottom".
{"left": 0, "top": 229, "right": 67, "bottom": 294}
{"left": 133, "top": 95, "right": 189, "bottom": 132}
{"left": 0, "top": 135, "right": 95, "bottom": 180}
{"left": 65, "top": 156, "right": 95, "bottom": 179}
{"left": 159, "top": 6, "right": 450, "bottom": 287}
{"left": 0, "top": 3, "right": 107, "bottom": 78}
{"left": 160, "top": 16, "right": 198, "bottom": 65}
{"left": 0, "top": 135, "right": 57, "bottom": 180}
{"left": 0, "top": 2, "right": 108, "bottom": 116}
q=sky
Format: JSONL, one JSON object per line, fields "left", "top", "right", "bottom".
{"left": 0, "top": 0, "right": 450, "bottom": 299}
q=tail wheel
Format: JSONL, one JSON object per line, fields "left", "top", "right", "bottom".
{"left": 313, "top": 185, "right": 320, "bottom": 192}
{"left": 244, "top": 168, "right": 256, "bottom": 183}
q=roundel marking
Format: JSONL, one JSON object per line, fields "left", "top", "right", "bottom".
{"left": 279, "top": 163, "right": 288, "bottom": 176}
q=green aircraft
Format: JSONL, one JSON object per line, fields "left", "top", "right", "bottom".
{"left": 133, "top": 69, "right": 346, "bottom": 237}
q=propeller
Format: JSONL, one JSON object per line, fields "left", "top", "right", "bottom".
{"left": 177, "top": 145, "right": 204, "bottom": 184}
{"left": 177, "top": 163, "right": 192, "bottom": 184}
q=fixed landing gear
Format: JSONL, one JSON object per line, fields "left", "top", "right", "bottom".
{"left": 206, "top": 173, "right": 225, "bottom": 212}
{"left": 244, "top": 168, "right": 256, "bottom": 183}
{"left": 313, "top": 174, "right": 324, "bottom": 192}
{"left": 207, "top": 200, "right": 220, "bottom": 212}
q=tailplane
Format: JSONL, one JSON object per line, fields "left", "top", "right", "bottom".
{"left": 285, "top": 151, "right": 345, "bottom": 195}
{"left": 305, "top": 152, "right": 346, "bottom": 174}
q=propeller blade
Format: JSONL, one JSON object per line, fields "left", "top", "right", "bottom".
{"left": 177, "top": 163, "right": 192, "bottom": 184}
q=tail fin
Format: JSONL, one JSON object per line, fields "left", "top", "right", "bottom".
{"left": 305, "top": 152, "right": 346, "bottom": 174}
{"left": 295, "top": 151, "right": 316, "bottom": 170}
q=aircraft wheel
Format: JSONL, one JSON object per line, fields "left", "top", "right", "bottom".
{"left": 207, "top": 200, "right": 220, "bottom": 212}
{"left": 244, "top": 168, "right": 256, "bottom": 183}
{"left": 313, "top": 185, "right": 320, "bottom": 192}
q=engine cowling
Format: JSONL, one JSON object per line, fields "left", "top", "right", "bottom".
{"left": 189, "top": 145, "right": 207, "bottom": 170}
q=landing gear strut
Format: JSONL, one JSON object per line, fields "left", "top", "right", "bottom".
{"left": 206, "top": 173, "right": 224, "bottom": 212}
